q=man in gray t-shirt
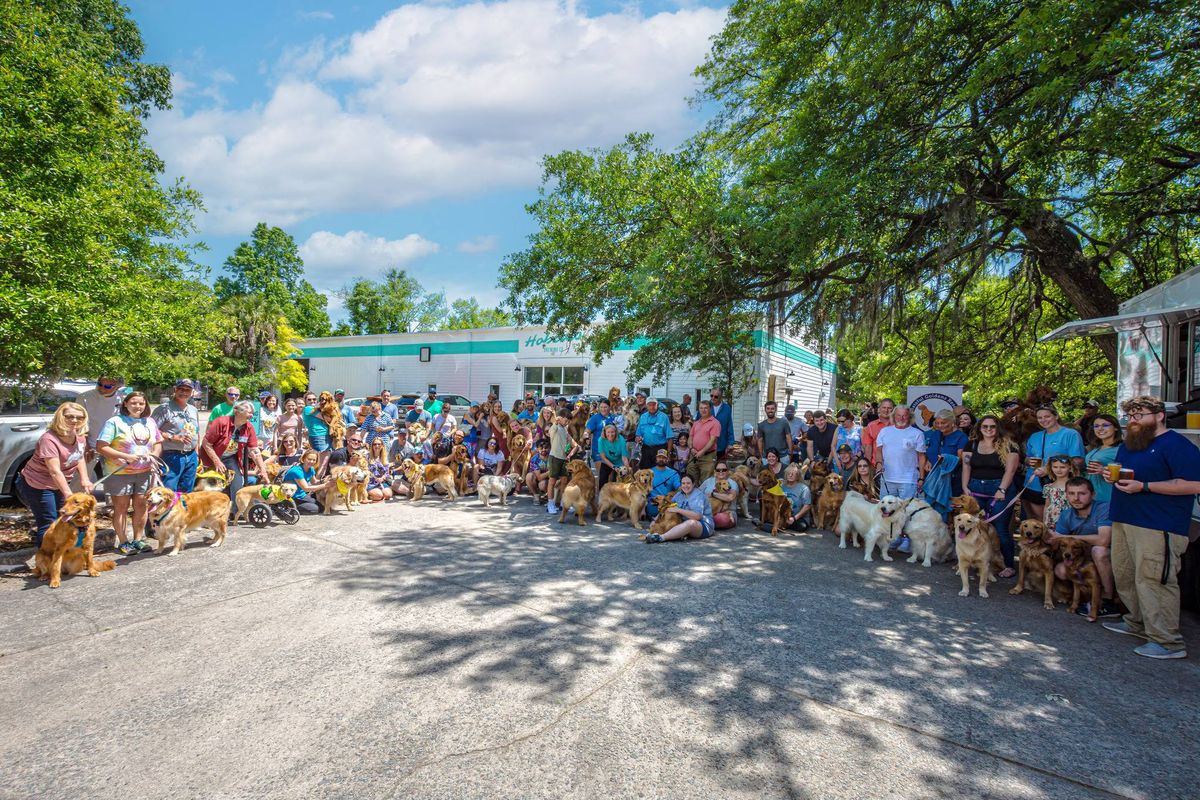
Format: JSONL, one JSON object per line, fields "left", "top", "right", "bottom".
{"left": 757, "top": 401, "right": 792, "bottom": 463}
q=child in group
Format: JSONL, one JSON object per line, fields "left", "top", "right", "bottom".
{"left": 672, "top": 431, "right": 690, "bottom": 473}
{"left": 1041, "top": 454, "right": 1077, "bottom": 529}
{"left": 546, "top": 411, "right": 580, "bottom": 514}
{"left": 526, "top": 439, "right": 551, "bottom": 501}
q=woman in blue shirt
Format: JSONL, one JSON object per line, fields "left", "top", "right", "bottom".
{"left": 282, "top": 451, "right": 331, "bottom": 514}
{"left": 1084, "top": 414, "right": 1122, "bottom": 503}
{"left": 644, "top": 474, "right": 714, "bottom": 542}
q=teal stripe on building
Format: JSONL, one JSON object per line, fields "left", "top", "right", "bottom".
{"left": 752, "top": 331, "right": 837, "bottom": 373}
{"left": 300, "top": 339, "right": 519, "bottom": 358}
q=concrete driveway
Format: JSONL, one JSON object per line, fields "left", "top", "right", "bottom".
{"left": 1, "top": 496, "right": 1196, "bottom": 800}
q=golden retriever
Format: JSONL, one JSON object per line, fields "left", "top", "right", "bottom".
{"left": 756, "top": 469, "right": 792, "bottom": 536}
{"left": 32, "top": 493, "right": 112, "bottom": 587}
{"left": 233, "top": 482, "right": 298, "bottom": 524}
{"left": 451, "top": 444, "right": 471, "bottom": 495}
{"left": 319, "top": 391, "right": 347, "bottom": 449}
{"left": 558, "top": 459, "right": 596, "bottom": 525}
{"left": 597, "top": 468, "right": 652, "bottom": 528}
{"left": 146, "top": 486, "right": 233, "bottom": 555}
{"left": 1010, "top": 519, "right": 1070, "bottom": 609}
{"left": 708, "top": 477, "right": 734, "bottom": 516}
{"left": 814, "top": 473, "right": 846, "bottom": 530}
{"left": 1060, "top": 537, "right": 1103, "bottom": 622}
{"left": 953, "top": 513, "right": 996, "bottom": 598}
{"left": 321, "top": 465, "right": 369, "bottom": 513}
{"left": 509, "top": 433, "right": 530, "bottom": 478}
{"left": 401, "top": 459, "right": 457, "bottom": 500}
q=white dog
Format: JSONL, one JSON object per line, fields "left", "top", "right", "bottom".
{"left": 477, "top": 472, "right": 521, "bottom": 508}
{"left": 861, "top": 495, "right": 910, "bottom": 561}
{"left": 901, "top": 498, "right": 951, "bottom": 567}
{"left": 836, "top": 490, "right": 874, "bottom": 549}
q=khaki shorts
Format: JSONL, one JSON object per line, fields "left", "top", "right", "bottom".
{"left": 103, "top": 471, "right": 155, "bottom": 497}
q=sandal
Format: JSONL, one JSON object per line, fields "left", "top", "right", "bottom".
{"left": 998, "top": 567, "right": 1016, "bottom": 579}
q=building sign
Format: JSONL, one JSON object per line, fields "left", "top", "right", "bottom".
{"left": 906, "top": 385, "right": 964, "bottom": 431}
{"left": 520, "top": 333, "right": 582, "bottom": 357}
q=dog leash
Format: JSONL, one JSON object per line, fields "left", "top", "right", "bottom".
{"left": 965, "top": 489, "right": 1022, "bottom": 524}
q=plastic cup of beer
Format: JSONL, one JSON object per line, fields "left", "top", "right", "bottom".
{"left": 1188, "top": 411, "right": 1200, "bottom": 429}
{"left": 1087, "top": 460, "right": 1101, "bottom": 475}
{"left": 1106, "top": 463, "right": 1122, "bottom": 482}
{"left": 1027, "top": 456, "right": 1042, "bottom": 469}
{"left": 1119, "top": 468, "right": 1135, "bottom": 481}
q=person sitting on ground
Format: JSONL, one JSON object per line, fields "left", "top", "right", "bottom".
{"left": 389, "top": 427, "right": 421, "bottom": 465}
{"left": 364, "top": 437, "right": 393, "bottom": 502}
{"left": 1084, "top": 413, "right": 1122, "bottom": 503}
{"left": 750, "top": 449, "right": 786, "bottom": 495}
{"left": 595, "top": 423, "right": 629, "bottom": 491}
{"left": 646, "top": 449, "right": 682, "bottom": 519}
{"left": 643, "top": 473, "right": 714, "bottom": 543}
{"left": 780, "top": 463, "right": 813, "bottom": 531}
{"left": 847, "top": 456, "right": 879, "bottom": 501}
{"left": 283, "top": 450, "right": 332, "bottom": 514}
{"left": 526, "top": 440, "right": 552, "bottom": 501}
{"left": 699, "top": 461, "right": 739, "bottom": 529}
{"left": 1051, "top": 477, "right": 1119, "bottom": 618}
{"left": 477, "top": 437, "right": 505, "bottom": 477}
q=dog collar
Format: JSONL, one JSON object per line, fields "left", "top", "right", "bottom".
{"left": 74, "top": 525, "right": 88, "bottom": 548}
{"left": 153, "top": 492, "right": 187, "bottom": 527}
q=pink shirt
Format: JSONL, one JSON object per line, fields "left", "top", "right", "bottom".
{"left": 690, "top": 416, "right": 722, "bottom": 455}
{"left": 862, "top": 418, "right": 889, "bottom": 464}
{"left": 21, "top": 431, "right": 86, "bottom": 490}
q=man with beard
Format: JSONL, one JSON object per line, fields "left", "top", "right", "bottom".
{"left": 1102, "top": 396, "right": 1200, "bottom": 659}
{"left": 805, "top": 410, "right": 837, "bottom": 464}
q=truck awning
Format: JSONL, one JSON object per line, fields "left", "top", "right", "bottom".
{"left": 1040, "top": 304, "right": 1200, "bottom": 342}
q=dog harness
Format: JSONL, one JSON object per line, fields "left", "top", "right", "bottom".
{"left": 258, "top": 485, "right": 287, "bottom": 502}
{"left": 153, "top": 492, "right": 187, "bottom": 527}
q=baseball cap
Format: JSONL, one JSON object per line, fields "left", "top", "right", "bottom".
{"left": 334, "top": 389, "right": 345, "bottom": 395}
{"left": 999, "top": 397, "right": 1020, "bottom": 408}
{"left": 173, "top": 379, "right": 196, "bottom": 391}
{"left": 395, "top": 428, "right": 408, "bottom": 436}
{"left": 655, "top": 449, "right": 669, "bottom": 458}
{"left": 258, "top": 390, "right": 272, "bottom": 400}
{"left": 1083, "top": 399, "right": 1099, "bottom": 409}
{"left": 635, "top": 390, "right": 646, "bottom": 398}
{"left": 742, "top": 422, "right": 755, "bottom": 436}
{"left": 646, "top": 397, "right": 659, "bottom": 405}
{"left": 837, "top": 444, "right": 852, "bottom": 453}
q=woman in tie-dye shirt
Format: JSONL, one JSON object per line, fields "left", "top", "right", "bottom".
{"left": 96, "top": 391, "right": 162, "bottom": 555}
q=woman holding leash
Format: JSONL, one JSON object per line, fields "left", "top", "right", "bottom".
{"left": 16, "top": 402, "right": 93, "bottom": 547}
{"left": 96, "top": 391, "right": 163, "bottom": 555}
{"left": 962, "top": 414, "right": 1020, "bottom": 576}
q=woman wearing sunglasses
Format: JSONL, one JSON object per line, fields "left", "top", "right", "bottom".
{"left": 962, "top": 415, "right": 1020, "bottom": 575}
{"left": 16, "top": 402, "right": 93, "bottom": 547}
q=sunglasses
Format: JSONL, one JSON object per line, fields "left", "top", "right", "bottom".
{"left": 227, "top": 393, "right": 240, "bottom": 398}
{"left": 715, "top": 467, "right": 729, "bottom": 472}
{"left": 63, "top": 414, "right": 85, "bottom": 422}
{"left": 1048, "top": 455, "right": 1072, "bottom": 464}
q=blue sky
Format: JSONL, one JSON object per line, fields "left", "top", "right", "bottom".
{"left": 128, "top": 0, "right": 726, "bottom": 320}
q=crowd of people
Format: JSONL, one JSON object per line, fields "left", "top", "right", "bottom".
{"left": 16, "top": 376, "right": 1199, "bottom": 659}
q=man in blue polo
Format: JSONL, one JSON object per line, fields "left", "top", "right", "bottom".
{"left": 1102, "top": 396, "right": 1200, "bottom": 660}
{"left": 635, "top": 397, "right": 671, "bottom": 467}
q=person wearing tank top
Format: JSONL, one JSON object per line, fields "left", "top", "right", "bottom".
{"left": 962, "top": 414, "right": 1021, "bottom": 575}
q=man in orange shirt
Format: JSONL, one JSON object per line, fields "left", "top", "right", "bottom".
{"left": 861, "top": 398, "right": 895, "bottom": 465}
{"left": 686, "top": 400, "right": 723, "bottom": 484}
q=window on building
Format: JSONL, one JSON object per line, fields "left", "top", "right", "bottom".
{"left": 636, "top": 386, "right": 651, "bottom": 398}
{"left": 488, "top": 384, "right": 501, "bottom": 401}
{"left": 524, "top": 366, "right": 584, "bottom": 398}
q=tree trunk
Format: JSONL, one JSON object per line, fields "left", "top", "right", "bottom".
{"left": 1017, "top": 207, "right": 1119, "bottom": 369}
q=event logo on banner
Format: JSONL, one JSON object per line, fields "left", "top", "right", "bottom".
{"left": 906, "top": 385, "right": 964, "bottom": 431}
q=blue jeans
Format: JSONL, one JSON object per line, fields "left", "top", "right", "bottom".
{"left": 161, "top": 450, "right": 198, "bottom": 492}
{"left": 969, "top": 478, "right": 1016, "bottom": 568}
{"left": 880, "top": 480, "right": 917, "bottom": 500}
{"left": 16, "top": 474, "right": 63, "bottom": 548}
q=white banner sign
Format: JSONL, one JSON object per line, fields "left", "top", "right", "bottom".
{"left": 906, "top": 385, "right": 964, "bottom": 431}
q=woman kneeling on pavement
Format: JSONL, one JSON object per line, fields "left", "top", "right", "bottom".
{"left": 644, "top": 473, "right": 714, "bottom": 543}
{"left": 283, "top": 450, "right": 332, "bottom": 514}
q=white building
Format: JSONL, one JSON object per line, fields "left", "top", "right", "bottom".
{"left": 294, "top": 325, "right": 837, "bottom": 431}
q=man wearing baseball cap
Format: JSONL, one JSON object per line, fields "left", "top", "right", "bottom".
{"left": 152, "top": 379, "right": 200, "bottom": 492}
{"left": 635, "top": 398, "right": 671, "bottom": 468}
{"left": 646, "top": 448, "right": 681, "bottom": 518}
{"left": 334, "top": 389, "right": 356, "bottom": 426}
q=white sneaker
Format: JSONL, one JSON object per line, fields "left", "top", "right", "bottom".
{"left": 546, "top": 503, "right": 558, "bottom": 514}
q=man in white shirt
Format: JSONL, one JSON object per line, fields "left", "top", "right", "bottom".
{"left": 433, "top": 404, "right": 458, "bottom": 436}
{"left": 76, "top": 376, "right": 125, "bottom": 479}
{"left": 875, "top": 406, "right": 927, "bottom": 500}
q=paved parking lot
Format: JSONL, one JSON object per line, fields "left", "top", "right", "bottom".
{"left": 1, "top": 496, "right": 1196, "bottom": 800}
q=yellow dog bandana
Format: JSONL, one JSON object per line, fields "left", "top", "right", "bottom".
{"left": 337, "top": 478, "right": 350, "bottom": 495}
{"left": 764, "top": 484, "right": 786, "bottom": 496}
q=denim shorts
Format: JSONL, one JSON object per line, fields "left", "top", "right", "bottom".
{"left": 309, "top": 433, "right": 330, "bottom": 453}
{"left": 698, "top": 518, "right": 714, "bottom": 538}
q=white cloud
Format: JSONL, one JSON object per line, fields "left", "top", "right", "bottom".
{"left": 149, "top": 0, "right": 726, "bottom": 233}
{"left": 456, "top": 235, "right": 498, "bottom": 254}
{"left": 299, "top": 230, "right": 441, "bottom": 287}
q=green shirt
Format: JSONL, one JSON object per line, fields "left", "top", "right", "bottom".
{"left": 424, "top": 399, "right": 444, "bottom": 415}
{"left": 210, "top": 401, "right": 235, "bottom": 419}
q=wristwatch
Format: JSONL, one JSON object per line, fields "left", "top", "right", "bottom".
{"left": 1141, "top": 481, "right": 1151, "bottom": 494}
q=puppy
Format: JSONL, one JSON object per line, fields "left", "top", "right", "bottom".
{"left": 902, "top": 498, "right": 951, "bottom": 568}
{"left": 322, "top": 465, "right": 369, "bottom": 513}
{"left": 730, "top": 465, "right": 754, "bottom": 521}
{"left": 814, "top": 473, "right": 846, "bottom": 530}
{"left": 1010, "top": 519, "right": 1070, "bottom": 609}
{"left": 597, "top": 468, "right": 652, "bottom": 528}
{"left": 478, "top": 472, "right": 521, "bottom": 507}
{"left": 558, "top": 459, "right": 597, "bottom": 526}
{"left": 756, "top": 469, "right": 791, "bottom": 536}
{"left": 1059, "top": 537, "right": 1103, "bottom": 622}
{"left": 708, "top": 477, "right": 734, "bottom": 516}
{"left": 863, "top": 494, "right": 906, "bottom": 561}
{"left": 953, "top": 513, "right": 996, "bottom": 597}
{"left": 146, "top": 486, "right": 233, "bottom": 555}
{"left": 836, "top": 490, "right": 874, "bottom": 549}
{"left": 32, "top": 493, "right": 108, "bottom": 588}
{"left": 233, "top": 482, "right": 298, "bottom": 524}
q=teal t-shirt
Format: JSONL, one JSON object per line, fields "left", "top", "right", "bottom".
{"left": 303, "top": 405, "right": 329, "bottom": 438}
{"left": 1085, "top": 445, "right": 1119, "bottom": 502}
{"left": 597, "top": 436, "right": 627, "bottom": 466}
